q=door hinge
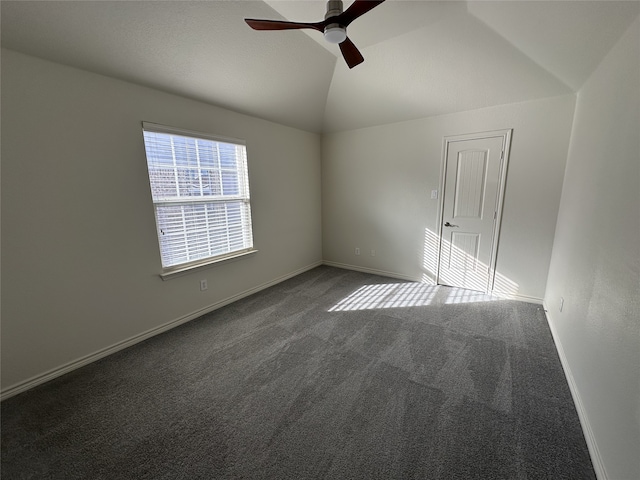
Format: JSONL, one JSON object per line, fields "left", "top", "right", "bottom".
{"left": 500, "top": 150, "right": 504, "bottom": 160}
{"left": 494, "top": 211, "right": 497, "bottom": 219}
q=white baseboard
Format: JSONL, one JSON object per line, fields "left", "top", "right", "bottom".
{"left": 322, "top": 261, "right": 434, "bottom": 284}
{"left": 493, "top": 292, "right": 544, "bottom": 305}
{"left": 543, "top": 302, "right": 608, "bottom": 480}
{"left": 0, "top": 261, "right": 323, "bottom": 401}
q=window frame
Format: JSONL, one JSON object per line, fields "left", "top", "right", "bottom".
{"left": 141, "top": 122, "right": 257, "bottom": 279}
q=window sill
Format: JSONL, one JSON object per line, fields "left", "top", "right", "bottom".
{"left": 159, "top": 248, "right": 258, "bottom": 280}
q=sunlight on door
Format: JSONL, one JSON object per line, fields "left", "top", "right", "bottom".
{"left": 422, "top": 228, "right": 519, "bottom": 301}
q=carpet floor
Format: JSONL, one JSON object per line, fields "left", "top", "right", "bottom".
{"left": 1, "top": 266, "right": 595, "bottom": 479}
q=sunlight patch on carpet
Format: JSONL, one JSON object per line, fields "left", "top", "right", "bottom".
{"left": 329, "top": 283, "right": 438, "bottom": 312}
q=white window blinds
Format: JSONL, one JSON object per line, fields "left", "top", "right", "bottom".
{"left": 142, "top": 123, "right": 254, "bottom": 272}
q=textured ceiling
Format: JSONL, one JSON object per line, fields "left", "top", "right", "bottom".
{"left": 2, "top": 1, "right": 639, "bottom": 133}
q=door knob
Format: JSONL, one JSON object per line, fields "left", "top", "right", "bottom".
{"left": 444, "top": 222, "right": 459, "bottom": 228}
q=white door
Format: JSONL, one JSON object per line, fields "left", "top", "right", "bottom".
{"left": 437, "top": 131, "right": 510, "bottom": 292}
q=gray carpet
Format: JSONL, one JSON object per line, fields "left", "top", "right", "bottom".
{"left": 1, "top": 266, "right": 595, "bottom": 479}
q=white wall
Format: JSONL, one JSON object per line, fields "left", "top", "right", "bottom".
{"left": 544, "top": 18, "right": 640, "bottom": 480}
{"left": 322, "top": 95, "right": 576, "bottom": 301}
{"left": 1, "top": 50, "right": 323, "bottom": 395}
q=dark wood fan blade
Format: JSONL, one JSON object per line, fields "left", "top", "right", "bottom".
{"left": 339, "top": 37, "right": 364, "bottom": 68}
{"left": 245, "top": 19, "right": 324, "bottom": 32}
{"left": 338, "top": 0, "right": 385, "bottom": 26}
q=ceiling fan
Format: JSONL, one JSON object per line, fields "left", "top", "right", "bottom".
{"left": 245, "top": 0, "right": 386, "bottom": 69}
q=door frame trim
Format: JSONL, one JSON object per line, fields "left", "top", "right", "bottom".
{"left": 435, "top": 129, "right": 513, "bottom": 293}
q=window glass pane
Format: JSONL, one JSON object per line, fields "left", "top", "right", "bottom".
{"left": 197, "top": 140, "right": 218, "bottom": 168}
{"left": 143, "top": 132, "right": 174, "bottom": 166}
{"left": 221, "top": 171, "right": 239, "bottom": 195}
{"left": 201, "top": 169, "right": 222, "bottom": 196}
{"left": 176, "top": 167, "right": 201, "bottom": 197}
{"left": 219, "top": 143, "right": 238, "bottom": 169}
{"left": 154, "top": 201, "right": 253, "bottom": 266}
{"left": 144, "top": 131, "right": 247, "bottom": 201}
{"left": 171, "top": 136, "right": 198, "bottom": 168}
{"left": 148, "top": 167, "right": 178, "bottom": 199}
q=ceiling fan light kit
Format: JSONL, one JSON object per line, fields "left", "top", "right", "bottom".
{"left": 324, "top": 25, "right": 347, "bottom": 44}
{"left": 245, "top": 0, "right": 385, "bottom": 68}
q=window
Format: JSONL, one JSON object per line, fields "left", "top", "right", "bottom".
{"left": 142, "top": 123, "right": 254, "bottom": 275}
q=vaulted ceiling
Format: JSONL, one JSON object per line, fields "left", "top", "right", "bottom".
{"left": 2, "top": 1, "right": 638, "bottom": 133}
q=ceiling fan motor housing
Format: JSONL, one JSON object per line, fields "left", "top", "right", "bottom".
{"left": 325, "top": 0, "right": 344, "bottom": 20}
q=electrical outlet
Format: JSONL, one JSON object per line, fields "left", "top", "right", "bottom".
{"left": 559, "top": 297, "right": 564, "bottom": 312}
{"left": 370, "top": 249, "right": 376, "bottom": 257}
{"left": 355, "top": 247, "right": 360, "bottom": 256}
{"left": 431, "top": 190, "right": 438, "bottom": 200}
{"left": 200, "top": 279, "right": 208, "bottom": 291}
